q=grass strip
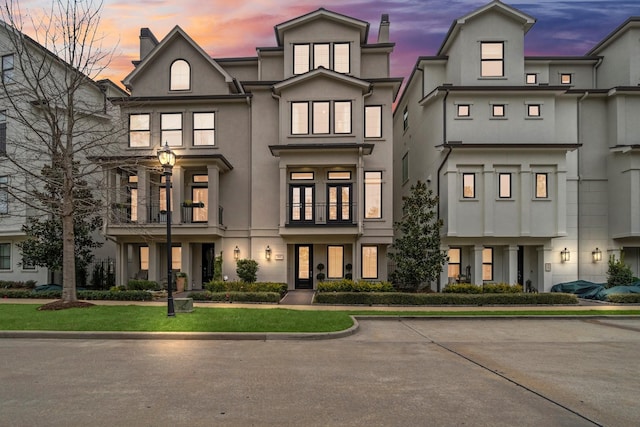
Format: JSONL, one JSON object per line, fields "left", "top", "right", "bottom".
{"left": 0, "top": 305, "right": 639, "bottom": 333}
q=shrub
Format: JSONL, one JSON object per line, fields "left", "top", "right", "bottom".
{"left": 607, "top": 254, "right": 634, "bottom": 288}
{"left": 0, "top": 280, "right": 38, "bottom": 289}
{"left": 314, "top": 292, "right": 578, "bottom": 305}
{"left": 606, "top": 293, "right": 640, "bottom": 303}
{"left": 443, "top": 283, "right": 523, "bottom": 294}
{"left": 188, "top": 291, "right": 280, "bottom": 303}
{"left": 203, "top": 281, "right": 287, "bottom": 295}
{"left": 0, "top": 289, "right": 152, "bottom": 301}
{"left": 236, "top": 259, "right": 259, "bottom": 283}
{"left": 317, "top": 279, "right": 394, "bottom": 293}
{"left": 127, "top": 279, "right": 161, "bottom": 291}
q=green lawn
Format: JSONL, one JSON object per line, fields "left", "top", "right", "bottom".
{"left": 0, "top": 304, "right": 639, "bottom": 333}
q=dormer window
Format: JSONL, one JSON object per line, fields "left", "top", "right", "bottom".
{"left": 560, "top": 73, "right": 572, "bottom": 85}
{"left": 481, "top": 42, "right": 503, "bottom": 77}
{"left": 170, "top": 60, "right": 190, "bottom": 91}
{"left": 293, "top": 42, "right": 350, "bottom": 75}
{"left": 526, "top": 73, "right": 537, "bottom": 85}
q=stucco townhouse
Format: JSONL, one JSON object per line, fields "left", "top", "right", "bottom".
{"left": 394, "top": 0, "right": 640, "bottom": 292}
{"left": 0, "top": 21, "right": 125, "bottom": 286}
{"left": 103, "top": 9, "right": 402, "bottom": 290}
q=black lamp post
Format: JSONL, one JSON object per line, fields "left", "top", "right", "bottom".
{"left": 158, "top": 143, "right": 176, "bottom": 317}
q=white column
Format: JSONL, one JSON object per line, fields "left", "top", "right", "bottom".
{"left": 181, "top": 243, "right": 191, "bottom": 290}
{"left": 505, "top": 245, "right": 518, "bottom": 285}
{"left": 148, "top": 242, "right": 159, "bottom": 283}
{"left": 207, "top": 165, "right": 220, "bottom": 226}
{"left": 279, "top": 165, "right": 287, "bottom": 227}
{"left": 137, "top": 166, "right": 149, "bottom": 224}
{"left": 172, "top": 165, "right": 184, "bottom": 224}
{"left": 538, "top": 245, "right": 553, "bottom": 292}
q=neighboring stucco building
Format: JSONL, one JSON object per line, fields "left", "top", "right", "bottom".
{"left": 393, "top": 0, "right": 640, "bottom": 291}
{"left": 105, "top": 9, "right": 401, "bottom": 289}
{"left": 0, "top": 22, "right": 124, "bottom": 285}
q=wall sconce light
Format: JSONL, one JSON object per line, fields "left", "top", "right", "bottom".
{"left": 592, "top": 247, "right": 602, "bottom": 262}
{"left": 265, "top": 245, "right": 272, "bottom": 260}
{"left": 561, "top": 248, "right": 570, "bottom": 263}
{"left": 234, "top": 245, "right": 240, "bottom": 260}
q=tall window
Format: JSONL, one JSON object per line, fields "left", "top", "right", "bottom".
{"left": 482, "top": 248, "right": 493, "bottom": 281}
{"left": 161, "top": 113, "right": 182, "bottom": 146}
{"left": 128, "top": 175, "right": 138, "bottom": 222}
{"left": 364, "top": 171, "right": 382, "bottom": 219}
{"left": 535, "top": 173, "right": 548, "bottom": 198}
{"left": 328, "top": 184, "right": 351, "bottom": 222}
{"left": 0, "top": 176, "right": 7, "bottom": 214}
{"left": 362, "top": 246, "right": 378, "bottom": 279}
{"left": 0, "top": 243, "right": 10, "bottom": 270}
{"left": 290, "top": 185, "right": 314, "bottom": 222}
{"left": 2, "top": 54, "right": 13, "bottom": 84}
{"left": 313, "top": 44, "right": 330, "bottom": 69}
{"left": 499, "top": 173, "right": 511, "bottom": 199}
{"left": 193, "top": 112, "right": 215, "bottom": 146}
{"left": 463, "top": 173, "right": 475, "bottom": 198}
{"left": 293, "top": 44, "right": 310, "bottom": 74}
{"left": 140, "top": 246, "right": 149, "bottom": 270}
{"left": 129, "top": 114, "right": 150, "bottom": 147}
{"left": 312, "top": 102, "right": 330, "bottom": 134}
{"left": 191, "top": 175, "right": 208, "bottom": 222}
{"left": 0, "top": 110, "right": 6, "bottom": 154}
{"left": 170, "top": 60, "right": 190, "bottom": 91}
{"left": 365, "top": 105, "right": 382, "bottom": 138}
{"left": 291, "top": 102, "right": 309, "bottom": 135}
{"left": 334, "top": 101, "right": 351, "bottom": 134}
{"left": 448, "top": 248, "right": 461, "bottom": 280}
{"left": 402, "top": 153, "right": 409, "bottom": 183}
{"left": 481, "top": 42, "right": 504, "bottom": 77}
{"left": 327, "top": 246, "right": 344, "bottom": 279}
{"left": 402, "top": 106, "right": 408, "bottom": 130}
{"left": 333, "top": 43, "right": 350, "bottom": 73}
{"left": 172, "top": 246, "right": 181, "bottom": 270}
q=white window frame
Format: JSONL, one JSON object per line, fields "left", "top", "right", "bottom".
{"left": 170, "top": 59, "right": 190, "bottom": 91}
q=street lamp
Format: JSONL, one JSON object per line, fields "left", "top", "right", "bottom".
{"left": 158, "top": 143, "right": 176, "bottom": 317}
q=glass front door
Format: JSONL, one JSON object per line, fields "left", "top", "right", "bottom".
{"left": 295, "top": 244, "right": 313, "bottom": 289}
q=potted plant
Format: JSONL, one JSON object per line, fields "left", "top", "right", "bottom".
{"left": 345, "top": 263, "right": 353, "bottom": 280}
{"left": 176, "top": 272, "right": 188, "bottom": 292}
{"left": 316, "top": 263, "right": 325, "bottom": 281}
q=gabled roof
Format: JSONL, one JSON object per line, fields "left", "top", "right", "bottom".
{"left": 121, "top": 25, "right": 234, "bottom": 91}
{"left": 274, "top": 8, "right": 369, "bottom": 46}
{"left": 437, "top": 0, "right": 536, "bottom": 55}
{"left": 587, "top": 17, "right": 640, "bottom": 55}
{"left": 272, "top": 67, "right": 371, "bottom": 95}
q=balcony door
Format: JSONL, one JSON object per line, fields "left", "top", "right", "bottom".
{"left": 290, "top": 185, "right": 314, "bottom": 224}
{"left": 295, "top": 244, "right": 313, "bottom": 289}
{"left": 328, "top": 184, "right": 351, "bottom": 223}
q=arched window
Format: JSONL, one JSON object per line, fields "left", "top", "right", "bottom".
{"left": 170, "top": 60, "right": 190, "bottom": 91}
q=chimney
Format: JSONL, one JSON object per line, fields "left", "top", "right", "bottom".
{"left": 139, "top": 28, "right": 159, "bottom": 62}
{"left": 377, "top": 14, "right": 390, "bottom": 43}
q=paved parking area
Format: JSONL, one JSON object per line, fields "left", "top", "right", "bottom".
{"left": 1, "top": 318, "right": 639, "bottom": 426}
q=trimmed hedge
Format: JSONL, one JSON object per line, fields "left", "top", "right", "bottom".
{"left": 127, "top": 279, "right": 161, "bottom": 291}
{"left": 317, "top": 279, "right": 395, "bottom": 293}
{"left": 0, "top": 280, "right": 38, "bottom": 289}
{"left": 0, "top": 289, "right": 152, "bottom": 301}
{"left": 314, "top": 292, "right": 578, "bottom": 305}
{"left": 443, "top": 283, "right": 523, "bottom": 294}
{"left": 606, "top": 294, "right": 640, "bottom": 303}
{"left": 188, "top": 291, "right": 280, "bottom": 303}
{"left": 204, "top": 281, "right": 287, "bottom": 295}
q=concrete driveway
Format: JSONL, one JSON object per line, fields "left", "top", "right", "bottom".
{"left": 1, "top": 318, "right": 639, "bottom": 426}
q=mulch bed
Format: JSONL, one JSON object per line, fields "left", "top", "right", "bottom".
{"left": 37, "top": 300, "right": 95, "bottom": 311}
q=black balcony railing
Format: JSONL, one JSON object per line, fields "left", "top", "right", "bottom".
{"left": 286, "top": 202, "right": 356, "bottom": 226}
{"left": 109, "top": 202, "right": 223, "bottom": 226}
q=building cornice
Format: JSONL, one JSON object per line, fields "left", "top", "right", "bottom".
{"left": 269, "top": 143, "right": 374, "bottom": 156}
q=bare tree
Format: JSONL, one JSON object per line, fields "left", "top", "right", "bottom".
{"left": 0, "top": 0, "right": 122, "bottom": 303}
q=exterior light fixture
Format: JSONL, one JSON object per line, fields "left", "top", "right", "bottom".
{"left": 592, "top": 247, "right": 602, "bottom": 262}
{"left": 234, "top": 245, "right": 240, "bottom": 260}
{"left": 157, "top": 142, "right": 176, "bottom": 317}
{"left": 561, "top": 248, "right": 570, "bottom": 263}
{"left": 265, "top": 245, "right": 272, "bottom": 260}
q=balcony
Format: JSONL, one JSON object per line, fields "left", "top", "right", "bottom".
{"left": 109, "top": 202, "right": 223, "bottom": 226}
{"left": 286, "top": 202, "right": 357, "bottom": 227}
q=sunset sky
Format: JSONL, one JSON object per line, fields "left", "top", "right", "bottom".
{"left": 18, "top": 0, "right": 640, "bottom": 86}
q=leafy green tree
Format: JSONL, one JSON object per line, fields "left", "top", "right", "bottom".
{"left": 388, "top": 181, "right": 447, "bottom": 291}
{"left": 236, "top": 259, "right": 259, "bottom": 283}
{"left": 607, "top": 253, "right": 634, "bottom": 288}
{"left": 17, "top": 162, "right": 103, "bottom": 283}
